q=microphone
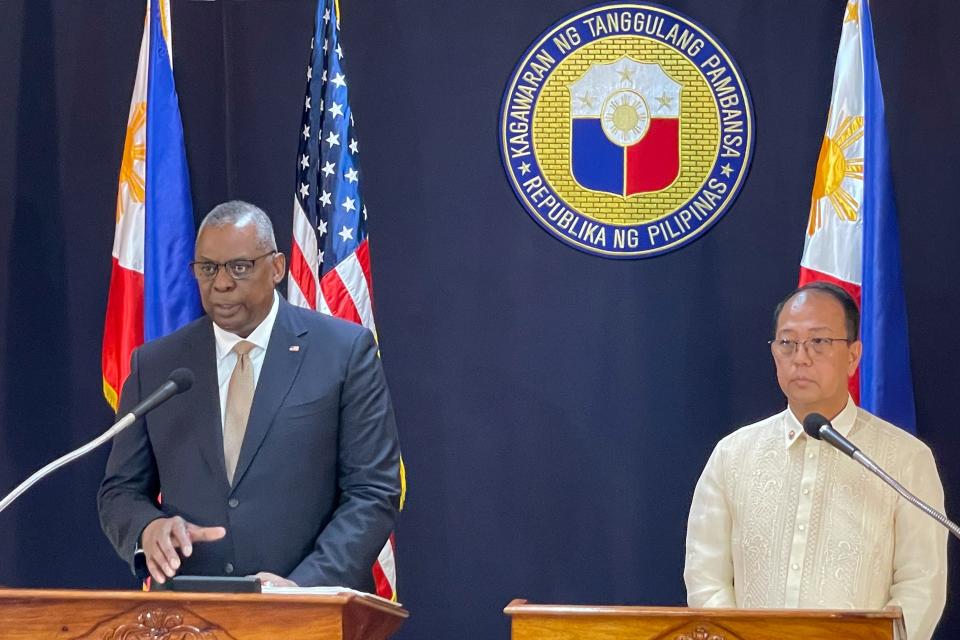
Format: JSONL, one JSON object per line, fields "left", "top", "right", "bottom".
{"left": 0, "top": 368, "right": 195, "bottom": 515}
{"left": 124, "top": 367, "right": 194, "bottom": 420}
{"left": 803, "top": 412, "right": 960, "bottom": 540}
{"left": 802, "top": 412, "right": 859, "bottom": 458}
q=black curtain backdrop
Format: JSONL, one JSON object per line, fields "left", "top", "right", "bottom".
{"left": 0, "top": 1, "right": 957, "bottom": 639}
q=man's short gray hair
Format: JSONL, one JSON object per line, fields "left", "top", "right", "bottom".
{"left": 197, "top": 200, "right": 277, "bottom": 252}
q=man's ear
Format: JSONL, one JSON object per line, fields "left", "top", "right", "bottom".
{"left": 847, "top": 339, "right": 863, "bottom": 376}
{"left": 271, "top": 252, "right": 286, "bottom": 285}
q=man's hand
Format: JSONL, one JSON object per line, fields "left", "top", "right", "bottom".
{"left": 253, "top": 571, "right": 297, "bottom": 588}
{"left": 141, "top": 516, "right": 226, "bottom": 584}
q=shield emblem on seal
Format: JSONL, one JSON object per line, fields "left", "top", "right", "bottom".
{"left": 569, "top": 57, "right": 681, "bottom": 197}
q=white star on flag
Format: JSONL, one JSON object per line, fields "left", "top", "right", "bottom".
{"left": 300, "top": 154, "right": 310, "bottom": 170}
{"left": 338, "top": 225, "right": 354, "bottom": 242}
{"left": 319, "top": 190, "right": 332, "bottom": 207}
{"left": 299, "top": 182, "right": 309, "bottom": 198}
{"left": 305, "top": 96, "right": 311, "bottom": 111}
{"left": 344, "top": 168, "right": 359, "bottom": 183}
{"left": 321, "top": 161, "right": 336, "bottom": 176}
{"left": 325, "top": 132, "right": 340, "bottom": 147}
{"left": 331, "top": 72, "right": 347, "bottom": 88}
{"left": 328, "top": 102, "right": 344, "bottom": 118}
{"left": 317, "top": 219, "right": 328, "bottom": 235}
{"left": 302, "top": 125, "right": 310, "bottom": 139}
{"left": 342, "top": 196, "right": 356, "bottom": 212}
{"left": 349, "top": 139, "right": 359, "bottom": 154}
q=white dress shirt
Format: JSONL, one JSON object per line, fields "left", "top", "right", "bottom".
{"left": 684, "top": 398, "right": 947, "bottom": 640}
{"left": 212, "top": 291, "right": 280, "bottom": 429}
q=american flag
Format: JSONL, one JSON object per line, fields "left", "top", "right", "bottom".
{"left": 287, "top": 0, "right": 402, "bottom": 600}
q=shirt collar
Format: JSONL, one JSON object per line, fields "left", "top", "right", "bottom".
{"left": 784, "top": 395, "right": 857, "bottom": 448}
{"left": 213, "top": 290, "right": 280, "bottom": 361}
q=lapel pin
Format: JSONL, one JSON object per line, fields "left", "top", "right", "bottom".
{"left": 289, "top": 345, "right": 300, "bottom": 352}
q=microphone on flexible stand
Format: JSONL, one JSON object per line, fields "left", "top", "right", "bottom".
{"left": 803, "top": 412, "right": 960, "bottom": 540}
{"left": 0, "top": 368, "right": 195, "bottom": 515}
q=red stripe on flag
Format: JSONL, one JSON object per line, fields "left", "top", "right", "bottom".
{"left": 289, "top": 239, "right": 318, "bottom": 311}
{"left": 372, "top": 557, "right": 393, "bottom": 600}
{"left": 798, "top": 266, "right": 862, "bottom": 403}
{"left": 321, "top": 266, "right": 362, "bottom": 323}
{"left": 372, "top": 532, "right": 396, "bottom": 600}
{"left": 102, "top": 258, "right": 145, "bottom": 409}
{"left": 798, "top": 267, "right": 862, "bottom": 308}
{"left": 355, "top": 239, "right": 374, "bottom": 306}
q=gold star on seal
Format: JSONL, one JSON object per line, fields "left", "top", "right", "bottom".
{"left": 579, "top": 93, "right": 595, "bottom": 109}
{"left": 720, "top": 163, "right": 734, "bottom": 178}
{"left": 617, "top": 66, "right": 633, "bottom": 83}
{"left": 656, "top": 93, "right": 672, "bottom": 110}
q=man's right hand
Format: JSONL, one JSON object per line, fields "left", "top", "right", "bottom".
{"left": 141, "top": 516, "right": 226, "bottom": 584}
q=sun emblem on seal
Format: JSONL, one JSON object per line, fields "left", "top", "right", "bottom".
{"left": 601, "top": 90, "right": 650, "bottom": 145}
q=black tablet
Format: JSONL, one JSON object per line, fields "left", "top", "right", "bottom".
{"left": 149, "top": 575, "right": 261, "bottom": 593}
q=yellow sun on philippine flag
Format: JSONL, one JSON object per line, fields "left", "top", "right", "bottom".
{"left": 117, "top": 101, "right": 147, "bottom": 217}
{"left": 808, "top": 112, "right": 864, "bottom": 236}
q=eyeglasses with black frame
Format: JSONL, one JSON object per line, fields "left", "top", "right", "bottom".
{"left": 190, "top": 251, "right": 276, "bottom": 281}
{"left": 768, "top": 337, "right": 853, "bottom": 358}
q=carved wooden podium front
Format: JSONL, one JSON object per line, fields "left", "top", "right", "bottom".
{"left": 505, "top": 599, "right": 906, "bottom": 640}
{"left": 0, "top": 588, "right": 407, "bottom": 640}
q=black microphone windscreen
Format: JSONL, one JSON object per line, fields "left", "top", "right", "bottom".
{"left": 802, "top": 413, "right": 829, "bottom": 440}
{"left": 169, "top": 368, "right": 195, "bottom": 393}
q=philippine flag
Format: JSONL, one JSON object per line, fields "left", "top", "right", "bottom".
{"left": 799, "top": 0, "right": 916, "bottom": 432}
{"left": 101, "top": 0, "right": 200, "bottom": 409}
{"left": 570, "top": 57, "right": 681, "bottom": 197}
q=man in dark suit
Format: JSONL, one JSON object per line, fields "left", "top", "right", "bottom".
{"left": 98, "top": 201, "right": 401, "bottom": 591}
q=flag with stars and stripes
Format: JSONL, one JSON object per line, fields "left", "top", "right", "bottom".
{"left": 287, "top": 0, "right": 404, "bottom": 601}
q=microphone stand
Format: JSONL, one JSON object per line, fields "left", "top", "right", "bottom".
{"left": 0, "top": 369, "right": 192, "bottom": 515}
{"left": 807, "top": 413, "right": 960, "bottom": 541}
{"left": 849, "top": 445, "right": 960, "bottom": 541}
{"left": 0, "top": 412, "right": 137, "bottom": 514}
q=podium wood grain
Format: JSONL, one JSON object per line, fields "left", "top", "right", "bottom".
{"left": 504, "top": 600, "right": 905, "bottom": 640}
{"left": 0, "top": 588, "right": 407, "bottom": 640}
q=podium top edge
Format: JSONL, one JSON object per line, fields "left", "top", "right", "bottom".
{"left": 0, "top": 588, "right": 408, "bottom": 616}
{"left": 503, "top": 601, "right": 903, "bottom": 621}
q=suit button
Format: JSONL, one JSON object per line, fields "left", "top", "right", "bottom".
{"left": 225, "top": 562, "right": 234, "bottom": 574}
{"left": 228, "top": 498, "right": 239, "bottom": 508}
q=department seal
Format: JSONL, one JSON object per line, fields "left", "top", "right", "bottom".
{"left": 499, "top": 3, "right": 754, "bottom": 258}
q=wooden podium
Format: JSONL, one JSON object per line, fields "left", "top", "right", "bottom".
{"left": 0, "top": 588, "right": 407, "bottom": 639}
{"left": 505, "top": 600, "right": 906, "bottom": 640}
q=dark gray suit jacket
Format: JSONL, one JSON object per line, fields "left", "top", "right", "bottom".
{"left": 97, "top": 298, "right": 401, "bottom": 590}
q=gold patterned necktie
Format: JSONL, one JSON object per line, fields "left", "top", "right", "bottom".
{"left": 223, "top": 340, "right": 255, "bottom": 485}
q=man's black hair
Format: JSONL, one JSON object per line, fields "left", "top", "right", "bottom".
{"left": 773, "top": 281, "right": 859, "bottom": 339}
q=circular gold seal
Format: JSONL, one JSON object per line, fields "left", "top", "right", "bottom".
{"left": 500, "top": 3, "right": 754, "bottom": 258}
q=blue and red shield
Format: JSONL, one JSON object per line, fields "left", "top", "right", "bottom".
{"left": 569, "top": 58, "right": 681, "bottom": 197}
